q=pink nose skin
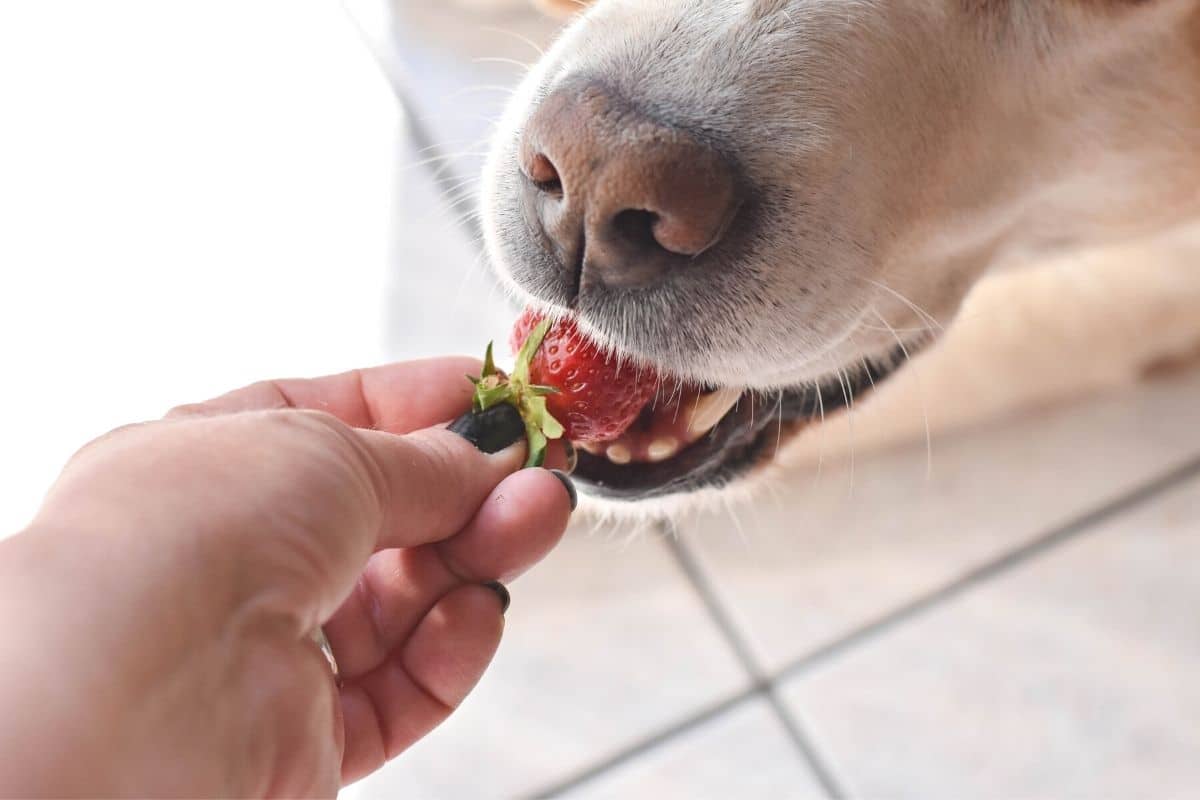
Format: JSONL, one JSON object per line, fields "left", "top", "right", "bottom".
{"left": 519, "top": 82, "right": 741, "bottom": 291}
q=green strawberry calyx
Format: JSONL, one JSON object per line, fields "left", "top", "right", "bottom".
{"left": 468, "top": 319, "right": 565, "bottom": 468}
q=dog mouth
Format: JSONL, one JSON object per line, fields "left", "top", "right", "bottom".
{"left": 571, "top": 343, "right": 918, "bottom": 500}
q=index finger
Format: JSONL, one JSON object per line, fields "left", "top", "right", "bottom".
{"left": 168, "top": 357, "right": 483, "bottom": 434}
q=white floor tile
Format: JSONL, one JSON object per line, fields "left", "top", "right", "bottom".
{"left": 780, "top": 473, "right": 1200, "bottom": 799}
{"left": 348, "top": 527, "right": 748, "bottom": 799}
{"left": 682, "top": 371, "right": 1200, "bottom": 671}
{"left": 561, "top": 699, "right": 826, "bottom": 800}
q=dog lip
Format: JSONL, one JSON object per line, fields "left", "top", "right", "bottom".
{"left": 572, "top": 390, "right": 774, "bottom": 499}
{"left": 571, "top": 338, "right": 926, "bottom": 501}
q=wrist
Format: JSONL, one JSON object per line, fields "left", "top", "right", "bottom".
{"left": 0, "top": 529, "right": 109, "bottom": 796}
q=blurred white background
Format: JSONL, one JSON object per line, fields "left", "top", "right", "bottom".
{"left": 0, "top": 1, "right": 399, "bottom": 535}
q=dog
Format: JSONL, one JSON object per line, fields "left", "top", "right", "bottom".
{"left": 475, "top": 0, "right": 1200, "bottom": 513}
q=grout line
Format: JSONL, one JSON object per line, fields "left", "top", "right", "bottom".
{"left": 773, "top": 452, "right": 1200, "bottom": 684}
{"left": 662, "top": 529, "right": 849, "bottom": 800}
{"left": 523, "top": 452, "right": 1200, "bottom": 798}
{"left": 523, "top": 685, "right": 762, "bottom": 800}
{"left": 660, "top": 527, "right": 766, "bottom": 680}
{"left": 763, "top": 686, "right": 850, "bottom": 800}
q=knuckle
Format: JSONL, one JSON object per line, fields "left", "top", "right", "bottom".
{"left": 262, "top": 409, "right": 388, "bottom": 521}
{"left": 163, "top": 401, "right": 211, "bottom": 419}
{"left": 206, "top": 409, "right": 387, "bottom": 606}
{"left": 406, "top": 431, "right": 474, "bottom": 499}
{"left": 417, "top": 430, "right": 466, "bottom": 474}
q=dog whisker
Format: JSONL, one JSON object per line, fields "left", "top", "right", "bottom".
{"left": 859, "top": 353, "right": 880, "bottom": 395}
{"left": 861, "top": 276, "right": 945, "bottom": 334}
{"left": 444, "top": 85, "right": 520, "bottom": 105}
{"left": 472, "top": 56, "right": 535, "bottom": 73}
{"left": 873, "top": 307, "right": 933, "bottom": 480}
{"left": 479, "top": 26, "right": 546, "bottom": 58}
{"left": 437, "top": 176, "right": 481, "bottom": 201}
{"left": 811, "top": 376, "right": 828, "bottom": 490}
{"left": 441, "top": 190, "right": 485, "bottom": 217}
{"left": 774, "top": 389, "right": 786, "bottom": 465}
{"left": 833, "top": 360, "right": 856, "bottom": 499}
{"left": 721, "top": 492, "right": 750, "bottom": 548}
{"left": 401, "top": 150, "right": 490, "bottom": 173}
{"left": 856, "top": 321, "right": 942, "bottom": 335}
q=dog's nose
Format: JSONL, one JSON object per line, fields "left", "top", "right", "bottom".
{"left": 519, "top": 82, "right": 740, "bottom": 290}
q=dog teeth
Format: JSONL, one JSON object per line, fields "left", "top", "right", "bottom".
{"left": 686, "top": 388, "right": 742, "bottom": 438}
{"left": 647, "top": 437, "right": 679, "bottom": 462}
{"left": 606, "top": 444, "right": 633, "bottom": 465}
{"left": 579, "top": 441, "right": 605, "bottom": 456}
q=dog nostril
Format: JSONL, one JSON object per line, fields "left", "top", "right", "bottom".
{"left": 527, "top": 153, "right": 563, "bottom": 198}
{"left": 611, "top": 209, "right": 661, "bottom": 252}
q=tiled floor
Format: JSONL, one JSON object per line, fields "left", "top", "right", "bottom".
{"left": 782, "top": 474, "right": 1200, "bottom": 800}
{"left": 348, "top": 3, "right": 1200, "bottom": 798}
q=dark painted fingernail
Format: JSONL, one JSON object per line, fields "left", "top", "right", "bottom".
{"left": 551, "top": 469, "right": 578, "bottom": 511}
{"left": 449, "top": 404, "right": 525, "bottom": 454}
{"left": 483, "top": 581, "right": 510, "bottom": 615}
{"left": 562, "top": 440, "right": 578, "bottom": 474}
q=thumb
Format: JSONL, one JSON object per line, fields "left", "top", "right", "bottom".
{"left": 33, "top": 407, "right": 529, "bottom": 633}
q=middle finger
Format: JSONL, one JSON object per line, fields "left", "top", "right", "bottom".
{"left": 321, "top": 467, "right": 573, "bottom": 680}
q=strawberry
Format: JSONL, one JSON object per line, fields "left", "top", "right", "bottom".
{"left": 510, "top": 309, "right": 659, "bottom": 444}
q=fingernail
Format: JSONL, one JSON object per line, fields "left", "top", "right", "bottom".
{"left": 562, "top": 440, "right": 578, "bottom": 474}
{"left": 449, "top": 404, "right": 525, "bottom": 454}
{"left": 550, "top": 469, "right": 578, "bottom": 512}
{"left": 483, "top": 581, "right": 510, "bottom": 615}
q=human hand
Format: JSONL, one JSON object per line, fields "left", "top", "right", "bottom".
{"left": 0, "top": 357, "right": 575, "bottom": 798}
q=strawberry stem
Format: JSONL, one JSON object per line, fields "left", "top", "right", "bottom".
{"left": 469, "top": 319, "right": 564, "bottom": 468}
{"left": 512, "top": 319, "right": 551, "bottom": 385}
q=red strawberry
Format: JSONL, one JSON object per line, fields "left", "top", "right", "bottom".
{"left": 510, "top": 309, "right": 659, "bottom": 443}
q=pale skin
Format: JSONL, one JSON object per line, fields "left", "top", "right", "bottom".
{"left": 0, "top": 357, "right": 574, "bottom": 798}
